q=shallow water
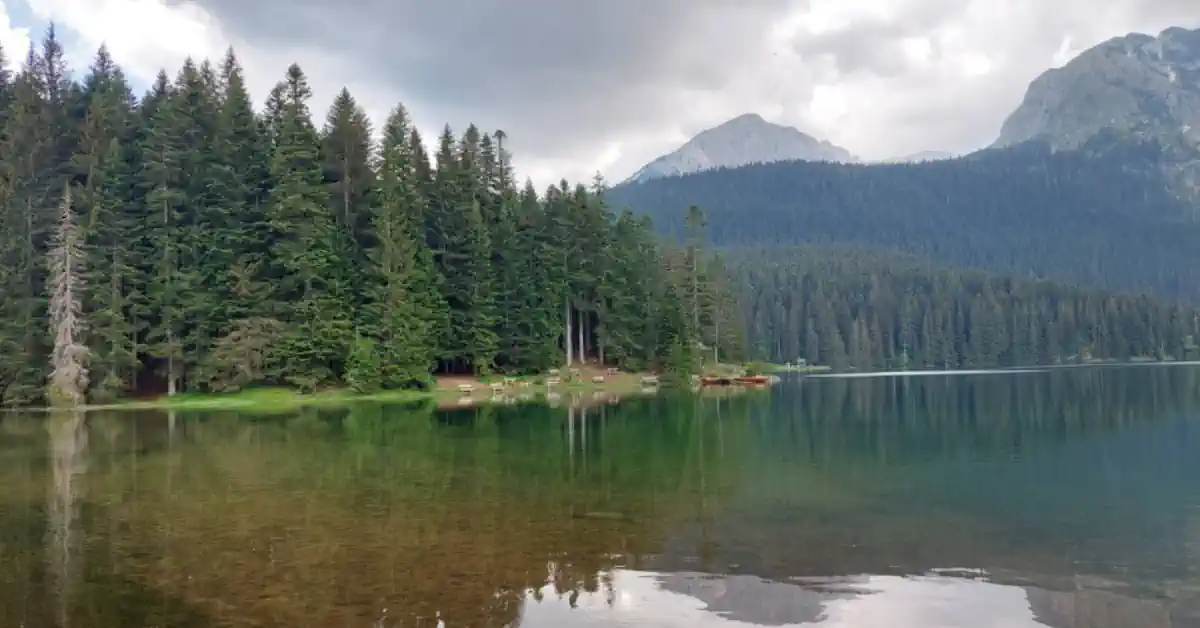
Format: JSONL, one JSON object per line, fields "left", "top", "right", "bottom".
{"left": 3, "top": 365, "right": 1200, "bottom": 626}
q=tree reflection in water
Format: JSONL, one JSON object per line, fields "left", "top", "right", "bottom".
{"left": 46, "top": 411, "right": 87, "bottom": 627}
{"left": 1, "top": 367, "right": 1200, "bottom": 625}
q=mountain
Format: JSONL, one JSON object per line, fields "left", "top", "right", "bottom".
{"left": 608, "top": 138, "right": 1200, "bottom": 302}
{"left": 626, "top": 113, "right": 854, "bottom": 182}
{"left": 608, "top": 25, "right": 1200, "bottom": 303}
{"left": 995, "top": 26, "right": 1200, "bottom": 150}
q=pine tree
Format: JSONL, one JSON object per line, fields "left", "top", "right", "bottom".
{"left": 262, "top": 64, "right": 353, "bottom": 390}
{"left": 0, "top": 42, "right": 60, "bottom": 404}
{"left": 321, "top": 88, "right": 375, "bottom": 251}
{"left": 71, "top": 48, "right": 136, "bottom": 403}
{"left": 359, "top": 104, "right": 442, "bottom": 388}
{"left": 137, "top": 66, "right": 188, "bottom": 395}
{"left": 83, "top": 138, "right": 138, "bottom": 401}
{"left": 201, "top": 48, "right": 270, "bottom": 329}
{"left": 167, "top": 58, "right": 224, "bottom": 381}
{"left": 0, "top": 46, "right": 739, "bottom": 404}
{"left": 507, "top": 179, "right": 560, "bottom": 371}
{"left": 429, "top": 125, "right": 498, "bottom": 373}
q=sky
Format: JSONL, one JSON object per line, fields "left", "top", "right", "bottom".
{"left": 0, "top": 0, "right": 1196, "bottom": 188}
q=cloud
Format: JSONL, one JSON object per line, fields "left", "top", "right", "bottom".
{"left": 0, "top": 1, "right": 31, "bottom": 71}
{"left": 6, "top": 0, "right": 1200, "bottom": 186}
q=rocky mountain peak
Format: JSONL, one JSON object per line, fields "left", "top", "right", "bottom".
{"left": 994, "top": 26, "right": 1200, "bottom": 150}
{"left": 626, "top": 114, "right": 856, "bottom": 183}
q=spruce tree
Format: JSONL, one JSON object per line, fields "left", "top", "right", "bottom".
{"left": 321, "top": 88, "right": 375, "bottom": 252}
{"left": 137, "top": 66, "right": 188, "bottom": 395}
{"left": 83, "top": 138, "right": 138, "bottom": 401}
{"left": 0, "top": 46, "right": 743, "bottom": 403}
{"left": 262, "top": 64, "right": 353, "bottom": 390}
{"left": 201, "top": 49, "right": 270, "bottom": 331}
{"left": 358, "top": 104, "right": 442, "bottom": 388}
{"left": 429, "top": 126, "right": 498, "bottom": 373}
{"left": 0, "top": 45, "right": 56, "bottom": 404}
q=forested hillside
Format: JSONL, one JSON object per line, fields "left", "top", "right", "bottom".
{"left": 729, "top": 246, "right": 1200, "bottom": 369}
{"left": 610, "top": 137, "right": 1200, "bottom": 302}
{"left": 0, "top": 30, "right": 742, "bottom": 406}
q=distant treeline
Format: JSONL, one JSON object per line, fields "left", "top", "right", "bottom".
{"left": 726, "top": 246, "right": 1200, "bottom": 369}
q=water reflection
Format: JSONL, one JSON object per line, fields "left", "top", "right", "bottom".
{"left": 46, "top": 411, "right": 87, "bottom": 627}
{"left": 1, "top": 367, "right": 1200, "bottom": 625}
{"left": 520, "top": 570, "right": 1185, "bottom": 627}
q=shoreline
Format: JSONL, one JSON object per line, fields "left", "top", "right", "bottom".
{"left": 13, "top": 363, "right": 789, "bottom": 415}
{"left": 83, "top": 367, "right": 662, "bottom": 414}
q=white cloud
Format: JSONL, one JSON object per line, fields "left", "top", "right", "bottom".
{"left": 0, "top": 1, "right": 32, "bottom": 71}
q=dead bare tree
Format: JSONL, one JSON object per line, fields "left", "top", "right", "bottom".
{"left": 47, "top": 184, "right": 89, "bottom": 407}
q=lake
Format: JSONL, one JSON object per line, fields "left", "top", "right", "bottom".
{"left": 3, "top": 365, "right": 1200, "bottom": 627}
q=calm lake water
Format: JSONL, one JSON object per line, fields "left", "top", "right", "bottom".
{"left": 4, "top": 365, "right": 1200, "bottom": 627}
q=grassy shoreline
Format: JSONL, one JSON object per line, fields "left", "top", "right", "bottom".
{"left": 89, "top": 387, "right": 442, "bottom": 413}
{"left": 89, "top": 368, "right": 661, "bottom": 413}
{"left": 66, "top": 362, "right": 792, "bottom": 414}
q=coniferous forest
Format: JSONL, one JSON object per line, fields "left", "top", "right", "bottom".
{"left": 0, "top": 31, "right": 743, "bottom": 406}
{"left": 6, "top": 29, "right": 1200, "bottom": 407}
{"left": 728, "top": 247, "right": 1200, "bottom": 368}
{"left": 610, "top": 138, "right": 1200, "bottom": 302}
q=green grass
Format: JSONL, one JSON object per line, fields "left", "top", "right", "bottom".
{"left": 92, "top": 371, "right": 659, "bottom": 414}
{"left": 93, "top": 387, "right": 442, "bottom": 413}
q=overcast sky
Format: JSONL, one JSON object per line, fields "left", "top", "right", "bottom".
{"left": 0, "top": 0, "right": 1196, "bottom": 187}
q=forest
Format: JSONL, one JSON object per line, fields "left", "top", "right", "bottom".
{"left": 609, "top": 137, "right": 1200, "bottom": 302}
{"left": 7, "top": 28, "right": 1200, "bottom": 408}
{"left": 727, "top": 246, "right": 1200, "bottom": 368}
{"left": 0, "top": 29, "right": 742, "bottom": 407}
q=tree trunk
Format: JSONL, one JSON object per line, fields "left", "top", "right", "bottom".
{"left": 714, "top": 313, "right": 720, "bottom": 364}
{"left": 692, "top": 260, "right": 699, "bottom": 335}
{"left": 577, "top": 308, "right": 585, "bottom": 365}
{"left": 564, "top": 299, "right": 573, "bottom": 366}
{"left": 166, "top": 349, "right": 176, "bottom": 396}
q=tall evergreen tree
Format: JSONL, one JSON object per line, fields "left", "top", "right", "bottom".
{"left": 200, "top": 49, "right": 270, "bottom": 331}
{"left": 0, "top": 45, "right": 741, "bottom": 403}
{"left": 261, "top": 64, "right": 353, "bottom": 390}
{"left": 0, "top": 40, "right": 61, "bottom": 404}
{"left": 84, "top": 138, "right": 137, "bottom": 400}
{"left": 73, "top": 49, "right": 138, "bottom": 400}
{"left": 356, "top": 104, "right": 442, "bottom": 389}
{"left": 428, "top": 125, "right": 498, "bottom": 373}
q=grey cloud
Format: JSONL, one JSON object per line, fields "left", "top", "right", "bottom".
{"left": 169, "top": 0, "right": 795, "bottom": 169}
{"left": 165, "top": 0, "right": 1200, "bottom": 180}
{"left": 789, "top": 0, "right": 957, "bottom": 78}
{"left": 776, "top": 0, "right": 1199, "bottom": 160}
